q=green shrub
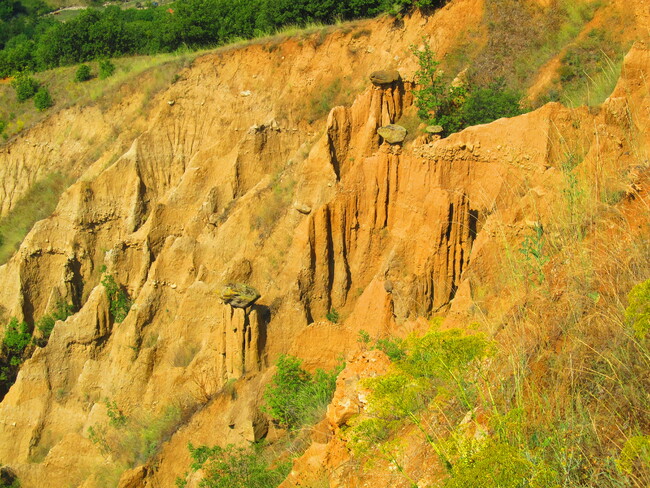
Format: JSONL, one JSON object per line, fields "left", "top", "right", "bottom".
{"left": 325, "top": 308, "right": 339, "bottom": 323}
{"left": 412, "top": 41, "right": 522, "bottom": 136}
{"left": 262, "top": 354, "right": 341, "bottom": 430}
{"left": 461, "top": 80, "right": 522, "bottom": 126}
{"left": 74, "top": 64, "right": 92, "bottom": 82}
{"left": 98, "top": 59, "right": 115, "bottom": 79}
{"left": 35, "top": 300, "right": 74, "bottom": 347}
{"left": 617, "top": 435, "right": 650, "bottom": 476}
{"left": 181, "top": 443, "right": 291, "bottom": 488}
{"left": 2, "top": 317, "right": 31, "bottom": 359}
{"left": 358, "top": 330, "right": 407, "bottom": 361}
{"left": 101, "top": 272, "right": 132, "bottom": 323}
{"left": 373, "top": 336, "right": 406, "bottom": 361}
{"left": 411, "top": 40, "right": 447, "bottom": 125}
{"left": 33, "top": 87, "right": 53, "bottom": 111}
{"left": 0, "top": 317, "right": 31, "bottom": 398}
{"left": 0, "top": 470, "right": 20, "bottom": 488}
{"left": 11, "top": 73, "right": 39, "bottom": 102}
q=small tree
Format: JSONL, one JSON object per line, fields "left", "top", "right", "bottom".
{"left": 34, "top": 87, "right": 54, "bottom": 111}
{"left": 11, "top": 73, "right": 39, "bottom": 102}
{"left": 411, "top": 40, "right": 446, "bottom": 123}
{"left": 74, "top": 64, "right": 92, "bottom": 82}
{"left": 98, "top": 59, "right": 115, "bottom": 79}
{"left": 411, "top": 40, "right": 522, "bottom": 136}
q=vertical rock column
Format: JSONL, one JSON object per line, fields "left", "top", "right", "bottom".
{"left": 218, "top": 307, "right": 261, "bottom": 380}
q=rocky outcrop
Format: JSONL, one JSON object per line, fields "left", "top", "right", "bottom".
{"left": 0, "top": 3, "right": 647, "bottom": 488}
{"left": 219, "top": 283, "right": 261, "bottom": 309}
{"left": 377, "top": 124, "right": 408, "bottom": 144}
{"left": 370, "top": 69, "right": 401, "bottom": 85}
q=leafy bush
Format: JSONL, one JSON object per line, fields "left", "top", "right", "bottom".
{"left": 98, "top": 59, "right": 115, "bottom": 79}
{"left": 34, "top": 300, "right": 74, "bottom": 347}
{"left": 2, "top": 317, "right": 31, "bottom": 359}
{"left": 262, "top": 354, "right": 341, "bottom": 430}
{"left": 411, "top": 41, "right": 522, "bottom": 136}
{"left": 74, "top": 63, "right": 92, "bottom": 82}
{"left": 0, "top": 469, "right": 20, "bottom": 488}
{"left": 11, "top": 73, "right": 39, "bottom": 102}
{"left": 325, "top": 308, "right": 339, "bottom": 323}
{"left": 461, "top": 80, "right": 522, "bottom": 126}
{"left": 443, "top": 440, "right": 546, "bottom": 488}
{"left": 101, "top": 272, "right": 132, "bottom": 323}
{"left": 180, "top": 443, "right": 291, "bottom": 488}
{"left": 0, "top": 317, "right": 31, "bottom": 399}
{"left": 33, "top": 87, "right": 53, "bottom": 111}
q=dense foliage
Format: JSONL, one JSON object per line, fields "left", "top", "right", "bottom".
{"left": 10, "top": 72, "right": 39, "bottom": 101}
{"left": 0, "top": 0, "right": 446, "bottom": 77}
{"left": 412, "top": 41, "right": 522, "bottom": 136}
{"left": 33, "top": 86, "right": 53, "bottom": 110}
{"left": 101, "top": 270, "right": 132, "bottom": 323}
{"left": 178, "top": 443, "right": 291, "bottom": 488}
{"left": 74, "top": 63, "right": 92, "bottom": 82}
{"left": 98, "top": 58, "right": 115, "bottom": 79}
{"left": 34, "top": 299, "right": 74, "bottom": 346}
{"left": 0, "top": 317, "right": 31, "bottom": 399}
{"left": 0, "top": 300, "right": 74, "bottom": 398}
{"left": 262, "top": 354, "right": 341, "bottom": 430}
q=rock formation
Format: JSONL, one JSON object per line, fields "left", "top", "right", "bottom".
{"left": 0, "top": 1, "right": 647, "bottom": 487}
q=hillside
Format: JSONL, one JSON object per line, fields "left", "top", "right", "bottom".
{"left": 0, "top": 0, "right": 649, "bottom": 487}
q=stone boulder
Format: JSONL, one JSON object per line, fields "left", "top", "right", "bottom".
{"left": 370, "top": 70, "right": 401, "bottom": 85}
{"left": 377, "top": 124, "right": 407, "bottom": 144}
{"left": 426, "top": 125, "right": 444, "bottom": 135}
{"left": 219, "top": 283, "right": 261, "bottom": 309}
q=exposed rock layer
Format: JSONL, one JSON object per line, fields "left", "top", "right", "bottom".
{"left": 0, "top": 2, "right": 647, "bottom": 488}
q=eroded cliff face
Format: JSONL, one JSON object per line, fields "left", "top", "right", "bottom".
{"left": 0, "top": 1, "right": 648, "bottom": 486}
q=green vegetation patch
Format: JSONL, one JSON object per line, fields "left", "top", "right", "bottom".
{"left": 626, "top": 279, "right": 650, "bottom": 340}
{"left": 412, "top": 41, "right": 522, "bottom": 136}
{"left": 263, "top": 354, "right": 342, "bottom": 430}
{"left": 100, "top": 269, "right": 132, "bottom": 323}
{"left": 74, "top": 63, "right": 92, "bottom": 82}
{"left": 557, "top": 28, "right": 626, "bottom": 107}
{"left": 0, "top": 317, "right": 30, "bottom": 399}
{"left": 176, "top": 443, "right": 291, "bottom": 488}
{"left": 87, "top": 401, "right": 183, "bottom": 487}
{"left": 348, "top": 289, "right": 650, "bottom": 487}
{"left": 11, "top": 72, "right": 39, "bottom": 101}
{"left": 0, "top": 0, "right": 447, "bottom": 78}
{"left": 33, "top": 86, "right": 53, "bottom": 110}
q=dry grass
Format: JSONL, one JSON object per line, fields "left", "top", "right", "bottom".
{"left": 0, "top": 173, "right": 70, "bottom": 264}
